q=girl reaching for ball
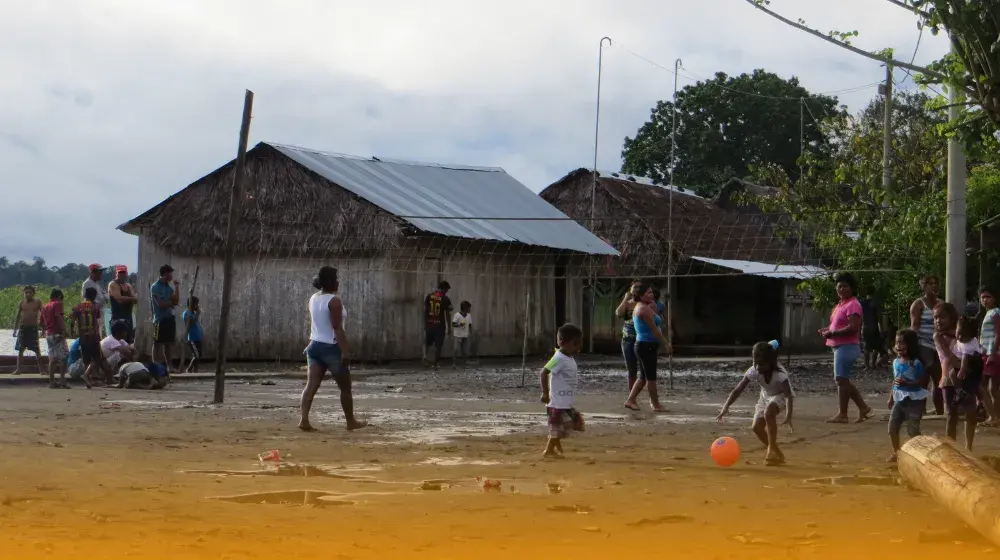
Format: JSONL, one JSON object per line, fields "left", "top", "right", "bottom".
{"left": 717, "top": 341, "right": 794, "bottom": 466}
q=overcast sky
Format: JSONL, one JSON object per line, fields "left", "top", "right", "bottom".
{"left": 0, "top": 0, "right": 947, "bottom": 269}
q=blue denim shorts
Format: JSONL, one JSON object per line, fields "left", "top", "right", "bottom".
{"left": 305, "top": 340, "right": 342, "bottom": 371}
{"left": 832, "top": 343, "right": 862, "bottom": 379}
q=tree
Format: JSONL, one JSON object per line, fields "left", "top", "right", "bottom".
{"left": 750, "top": 91, "right": 1000, "bottom": 313}
{"left": 744, "top": 0, "right": 1000, "bottom": 149}
{"left": 620, "top": 69, "right": 845, "bottom": 196}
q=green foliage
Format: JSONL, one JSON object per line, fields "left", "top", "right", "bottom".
{"left": 751, "top": 91, "right": 997, "bottom": 318}
{"left": 620, "top": 69, "right": 846, "bottom": 196}
{"left": 0, "top": 282, "right": 83, "bottom": 330}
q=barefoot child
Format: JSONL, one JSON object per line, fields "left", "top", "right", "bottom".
{"left": 12, "top": 286, "right": 44, "bottom": 375}
{"left": 943, "top": 316, "right": 984, "bottom": 450}
{"left": 39, "top": 289, "right": 69, "bottom": 388}
{"left": 717, "top": 341, "right": 793, "bottom": 466}
{"left": 980, "top": 286, "right": 1000, "bottom": 425}
{"left": 887, "top": 329, "right": 929, "bottom": 462}
{"left": 451, "top": 301, "right": 472, "bottom": 368}
{"left": 540, "top": 323, "right": 585, "bottom": 458}
{"left": 182, "top": 296, "right": 203, "bottom": 373}
{"left": 70, "top": 287, "right": 102, "bottom": 389}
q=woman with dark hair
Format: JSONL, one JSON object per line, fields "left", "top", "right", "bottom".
{"left": 820, "top": 272, "right": 873, "bottom": 424}
{"left": 910, "top": 274, "right": 944, "bottom": 415}
{"left": 624, "top": 282, "right": 672, "bottom": 412}
{"left": 299, "top": 266, "right": 366, "bottom": 431}
{"left": 615, "top": 280, "right": 643, "bottom": 393}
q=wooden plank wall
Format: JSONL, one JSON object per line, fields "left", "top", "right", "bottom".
{"left": 135, "top": 236, "right": 570, "bottom": 361}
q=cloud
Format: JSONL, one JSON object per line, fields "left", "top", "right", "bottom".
{"left": 0, "top": 0, "right": 949, "bottom": 269}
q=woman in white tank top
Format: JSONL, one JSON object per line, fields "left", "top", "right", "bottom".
{"left": 299, "top": 266, "right": 366, "bottom": 431}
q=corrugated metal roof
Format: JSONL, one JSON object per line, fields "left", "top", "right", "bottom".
{"left": 690, "top": 256, "right": 826, "bottom": 279}
{"left": 597, "top": 170, "right": 703, "bottom": 199}
{"left": 268, "top": 142, "right": 617, "bottom": 256}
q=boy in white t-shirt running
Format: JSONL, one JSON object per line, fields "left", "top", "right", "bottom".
{"left": 540, "top": 323, "right": 585, "bottom": 459}
{"left": 452, "top": 301, "right": 473, "bottom": 368}
{"left": 717, "top": 341, "right": 794, "bottom": 466}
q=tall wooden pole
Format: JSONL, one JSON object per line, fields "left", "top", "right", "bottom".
{"left": 214, "top": 89, "right": 254, "bottom": 403}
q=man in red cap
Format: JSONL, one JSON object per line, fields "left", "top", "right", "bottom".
{"left": 82, "top": 264, "right": 109, "bottom": 338}
{"left": 108, "top": 265, "right": 137, "bottom": 344}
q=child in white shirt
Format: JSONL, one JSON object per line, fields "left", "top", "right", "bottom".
{"left": 540, "top": 323, "right": 585, "bottom": 458}
{"left": 717, "top": 341, "right": 794, "bottom": 466}
{"left": 452, "top": 301, "right": 472, "bottom": 368}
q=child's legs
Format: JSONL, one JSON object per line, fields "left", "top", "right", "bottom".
{"left": 751, "top": 417, "right": 768, "bottom": 446}
{"left": 965, "top": 410, "right": 978, "bottom": 450}
{"left": 888, "top": 400, "right": 906, "bottom": 451}
{"left": 544, "top": 436, "right": 560, "bottom": 456}
{"left": 990, "top": 376, "right": 1000, "bottom": 419}
{"left": 763, "top": 403, "right": 780, "bottom": 452}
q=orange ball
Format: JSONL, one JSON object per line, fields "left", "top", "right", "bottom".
{"left": 710, "top": 436, "right": 740, "bottom": 467}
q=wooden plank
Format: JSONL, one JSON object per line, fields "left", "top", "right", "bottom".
{"left": 898, "top": 435, "right": 1000, "bottom": 546}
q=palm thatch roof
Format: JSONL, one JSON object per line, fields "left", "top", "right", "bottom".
{"left": 119, "top": 143, "right": 616, "bottom": 259}
{"left": 119, "top": 143, "right": 401, "bottom": 258}
{"left": 540, "top": 169, "right": 806, "bottom": 275}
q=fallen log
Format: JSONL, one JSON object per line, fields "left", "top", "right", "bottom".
{"left": 898, "top": 435, "right": 1000, "bottom": 546}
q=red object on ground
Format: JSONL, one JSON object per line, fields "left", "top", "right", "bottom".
{"left": 259, "top": 450, "right": 281, "bottom": 462}
{"left": 710, "top": 437, "right": 741, "bottom": 467}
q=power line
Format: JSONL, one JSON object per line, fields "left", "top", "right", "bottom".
{"left": 608, "top": 38, "right": 881, "bottom": 101}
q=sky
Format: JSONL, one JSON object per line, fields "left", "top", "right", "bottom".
{"left": 0, "top": 0, "right": 949, "bottom": 270}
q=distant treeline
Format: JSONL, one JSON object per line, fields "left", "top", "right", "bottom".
{"left": 0, "top": 256, "right": 136, "bottom": 290}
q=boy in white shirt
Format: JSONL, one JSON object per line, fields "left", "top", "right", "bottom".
{"left": 540, "top": 323, "right": 585, "bottom": 458}
{"left": 100, "top": 322, "right": 136, "bottom": 383}
{"left": 452, "top": 301, "right": 473, "bottom": 368}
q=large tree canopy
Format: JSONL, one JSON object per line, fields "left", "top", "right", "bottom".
{"left": 620, "top": 69, "right": 845, "bottom": 196}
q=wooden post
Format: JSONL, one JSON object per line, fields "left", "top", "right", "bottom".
{"left": 898, "top": 435, "right": 1000, "bottom": 546}
{"left": 214, "top": 90, "right": 254, "bottom": 404}
{"left": 520, "top": 291, "right": 530, "bottom": 387}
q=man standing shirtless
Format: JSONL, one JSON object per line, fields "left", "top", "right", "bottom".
{"left": 13, "top": 285, "right": 43, "bottom": 375}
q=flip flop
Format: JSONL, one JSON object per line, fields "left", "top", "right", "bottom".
{"left": 855, "top": 409, "right": 875, "bottom": 423}
{"left": 765, "top": 455, "right": 784, "bottom": 467}
{"left": 623, "top": 403, "right": 641, "bottom": 411}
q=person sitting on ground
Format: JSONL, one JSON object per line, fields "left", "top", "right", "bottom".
{"left": 100, "top": 322, "right": 136, "bottom": 382}
{"left": 12, "top": 285, "right": 44, "bottom": 375}
{"left": 182, "top": 296, "right": 203, "bottom": 373}
{"left": 117, "top": 360, "right": 168, "bottom": 390}
{"left": 717, "top": 341, "right": 794, "bottom": 466}
{"left": 39, "top": 289, "right": 69, "bottom": 388}
{"left": 67, "top": 338, "right": 84, "bottom": 380}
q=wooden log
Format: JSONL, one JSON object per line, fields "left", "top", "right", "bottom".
{"left": 898, "top": 435, "right": 1000, "bottom": 546}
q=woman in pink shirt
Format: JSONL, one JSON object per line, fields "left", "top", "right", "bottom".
{"left": 819, "top": 273, "right": 874, "bottom": 424}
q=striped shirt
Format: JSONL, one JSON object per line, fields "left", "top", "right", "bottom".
{"left": 982, "top": 308, "right": 999, "bottom": 355}
{"left": 918, "top": 304, "right": 935, "bottom": 349}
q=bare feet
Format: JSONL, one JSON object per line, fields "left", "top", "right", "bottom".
{"left": 887, "top": 453, "right": 898, "bottom": 463}
{"left": 346, "top": 420, "right": 368, "bottom": 431}
{"left": 542, "top": 451, "right": 565, "bottom": 459}
{"left": 297, "top": 421, "right": 317, "bottom": 432}
{"left": 825, "top": 415, "right": 849, "bottom": 424}
{"left": 651, "top": 406, "right": 668, "bottom": 413}
{"left": 623, "top": 402, "right": 641, "bottom": 411}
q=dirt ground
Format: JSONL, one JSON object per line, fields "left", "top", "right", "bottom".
{"left": 1, "top": 358, "right": 998, "bottom": 559}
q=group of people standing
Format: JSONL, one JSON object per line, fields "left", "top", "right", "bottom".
{"left": 10, "top": 263, "right": 204, "bottom": 387}
{"left": 616, "top": 280, "right": 672, "bottom": 413}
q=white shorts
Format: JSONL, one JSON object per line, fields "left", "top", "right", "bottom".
{"left": 753, "top": 392, "right": 787, "bottom": 420}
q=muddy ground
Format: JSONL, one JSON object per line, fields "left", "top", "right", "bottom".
{"left": 1, "top": 358, "right": 998, "bottom": 559}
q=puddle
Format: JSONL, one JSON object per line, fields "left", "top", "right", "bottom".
{"left": 421, "top": 457, "right": 504, "bottom": 467}
{"left": 653, "top": 415, "right": 717, "bottom": 425}
{"left": 109, "top": 399, "right": 206, "bottom": 409}
{"left": 804, "top": 475, "right": 898, "bottom": 487}
{"left": 213, "top": 490, "right": 341, "bottom": 506}
{"left": 184, "top": 463, "right": 381, "bottom": 480}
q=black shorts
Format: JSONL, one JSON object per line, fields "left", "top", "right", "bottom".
{"left": 188, "top": 340, "right": 203, "bottom": 359}
{"left": 80, "top": 335, "right": 101, "bottom": 365}
{"left": 153, "top": 316, "right": 176, "bottom": 344}
{"left": 635, "top": 341, "right": 659, "bottom": 381}
{"left": 110, "top": 317, "right": 135, "bottom": 344}
{"left": 863, "top": 329, "right": 884, "bottom": 352}
{"left": 424, "top": 327, "right": 445, "bottom": 348}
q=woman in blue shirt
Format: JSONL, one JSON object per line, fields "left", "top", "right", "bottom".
{"left": 624, "top": 282, "right": 672, "bottom": 413}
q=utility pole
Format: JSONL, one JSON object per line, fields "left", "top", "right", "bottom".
{"left": 214, "top": 89, "right": 254, "bottom": 403}
{"left": 881, "top": 61, "right": 893, "bottom": 197}
{"left": 945, "top": 52, "right": 967, "bottom": 305}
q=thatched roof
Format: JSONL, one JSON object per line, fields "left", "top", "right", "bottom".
{"left": 118, "top": 143, "right": 401, "bottom": 258}
{"left": 540, "top": 169, "right": 804, "bottom": 274}
{"left": 119, "top": 143, "right": 616, "bottom": 259}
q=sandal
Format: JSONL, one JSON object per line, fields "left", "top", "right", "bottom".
{"left": 855, "top": 408, "right": 875, "bottom": 424}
